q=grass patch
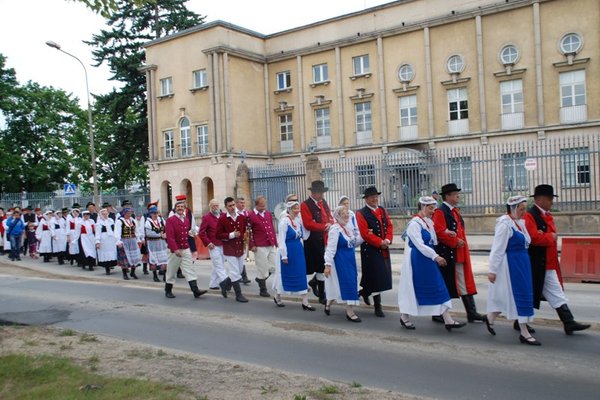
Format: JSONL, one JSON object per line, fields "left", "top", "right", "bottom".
{"left": 59, "top": 343, "right": 73, "bottom": 351}
{"left": 58, "top": 329, "right": 77, "bottom": 337}
{"left": 293, "top": 395, "right": 307, "bottom": 400}
{"left": 321, "top": 385, "right": 339, "bottom": 394}
{"left": 259, "top": 384, "right": 278, "bottom": 394}
{"left": 156, "top": 349, "right": 166, "bottom": 357}
{"left": 79, "top": 333, "right": 98, "bottom": 343}
{"left": 0, "top": 353, "right": 187, "bottom": 399}
{"left": 126, "top": 349, "right": 154, "bottom": 360}
{"left": 350, "top": 381, "right": 362, "bottom": 388}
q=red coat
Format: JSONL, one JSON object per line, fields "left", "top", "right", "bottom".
{"left": 524, "top": 207, "right": 561, "bottom": 273}
{"left": 216, "top": 213, "right": 247, "bottom": 257}
{"left": 198, "top": 212, "right": 223, "bottom": 247}
{"left": 248, "top": 210, "right": 277, "bottom": 248}
{"left": 165, "top": 214, "right": 191, "bottom": 252}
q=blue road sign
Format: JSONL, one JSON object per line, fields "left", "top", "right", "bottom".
{"left": 64, "top": 183, "right": 76, "bottom": 196}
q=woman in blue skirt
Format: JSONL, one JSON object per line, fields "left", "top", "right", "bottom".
{"left": 485, "top": 195, "right": 539, "bottom": 345}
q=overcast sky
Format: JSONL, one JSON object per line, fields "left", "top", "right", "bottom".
{"left": 0, "top": 0, "right": 391, "bottom": 108}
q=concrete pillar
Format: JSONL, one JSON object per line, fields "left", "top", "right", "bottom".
{"left": 305, "top": 154, "right": 322, "bottom": 185}
{"left": 235, "top": 162, "right": 251, "bottom": 202}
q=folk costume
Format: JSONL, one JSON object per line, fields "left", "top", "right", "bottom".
{"left": 216, "top": 208, "right": 249, "bottom": 302}
{"left": 144, "top": 208, "right": 169, "bottom": 282}
{"left": 35, "top": 211, "right": 54, "bottom": 262}
{"left": 199, "top": 208, "right": 227, "bottom": 289}
{"left": 248, "top": 206, "right": 278, "bottom": 297}
{"left": 51, "top": 211, "right": 68, "bottom": 264}
{"left": 75, "top": 212, "right": 97, "bottom": 270}
{"left": 94, "top": 212, "right": 118, "bottom": 275}
{"left": 274, "top": 206, "right": 309, "bottom": 296}
{"left": 66, "top": 207, "right": 82, "bottom": 265}
{"left": 115, "top": 209, "right": 142, "bottom": 280}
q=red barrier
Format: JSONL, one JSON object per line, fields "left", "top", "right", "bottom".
{"left": 194, "top": 236, "right": 210, "bottom": 260}
{"left": 560, "top": 237, "right": 600, "bottom": 283}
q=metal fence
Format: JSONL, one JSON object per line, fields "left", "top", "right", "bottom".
{"left": 250, "top": 134, "right": 600, "bottom": 215}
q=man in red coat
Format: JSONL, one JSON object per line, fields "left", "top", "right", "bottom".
{"left": 199, "top": 199, "right": 227, "bottom": 290}
{"left": 432, "top": 183, "right": 482, "bottom": 323}
{"left": 216, "top": 196, "right": 249, "bottom": 303}
{"left": 164, "top": 199, "right": 207, "bottom": 299}
{"left": 248, "top": 196, "right": 278, "bottom": 298}
{"left": 524, "top": 184, "right": 590, "bottom": 335}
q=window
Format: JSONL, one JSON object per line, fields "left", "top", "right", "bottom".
{"left": 560, "top": 33, "right": 583, "bottom": 55}
{"left": 561, "top": 148, "right": 590, "bottom": 187}
{"left": 313, "top": 64, "right": 329, "bottom": 83}
{"left": 448, "top": 88, "right": 468, "bottom": 120}
{"left": 500, "top": 79, "right": 524, "bottom": 114}
{"left": 560, "top": 70, "right": 586, "bottom": 107}
{"left": 180, "top": 118, "right": 191, "bottom": 157}
{"left": 446, "top": 54, "right": 465, "bottom": 74}
{"left": 163, "top": 130, "right": 174, "bottom": 159}
{"left": 279, "top": 114, "right": 293, "bottom": 141}
{"left": 502, "top": 152, "right": 527, "bottom": 191}
{"left": 197, "top": 124, "right": 208, "bottom": 155}
{"left": 160, "top": 77, "right": 173, "bottom": 96}
{"left": 353, "top": 55, "right": 370, "bottom": 76}
{"left": 193, "top": 69, "right": 207, "bottom": 88}
{"left": 276, "top": 71, "right": 291, "bottom": 90}
{"left": 399, "top": 95, "right": 417, "bottom": 127}
{"left": 449, "top": 157, "right": 473, "bottom": 192}
{"left": 322, "top": 168, "right": 334, "bottom": 191}
{"left": 356, "top": 164, "right": 376, "bottom": 195}
{"left": 315, "top": 108, "right": 330, "bottom": 138}
{"left": 500, "top": 45, "right": 519, "bottom": 65}
{"left": 398, "top": 64, "right": 414, "bottom": 82}
{"left": 355, "top": 101, "right": 372, "bottom": 145}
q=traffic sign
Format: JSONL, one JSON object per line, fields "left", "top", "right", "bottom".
{"left": 524, "top": 158, "right": 537, "bottom": 171}
{"left": 64, "top": 183, "right": 76, "bottom": 196}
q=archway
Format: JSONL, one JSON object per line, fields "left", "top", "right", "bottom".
{"left": 180, "top": 179, "right": 193, "bottom": 212}
{"left": 160, "top": 180, "right": 172, "bottom": 215}
{"left": 201, "top": 177, "right": 214, "bottom": 214}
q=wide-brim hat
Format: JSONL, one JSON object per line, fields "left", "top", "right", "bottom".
{"left": 530, "top": 184, "right": 558, "bottom": 198}
{"left": 362, "top": 186, "right": 381, "bottom": 198}
{"left": 121, "top": 200, "right": 132, "bottom": 207}
{"left": 308, "top": 180, "right": 328, "bottom": 193}
{"left": 440, "top": 183, "right": 461, "bottom": 195}
{"left": 71, "top": 203, "right": 81, "bottom": 209}
{"left": 101, "top": 202, "right": 111, "bottom": 208}
{"left": 61, "top": 207, "right": 70, "bottom": 213}
{"left": 86, "top": 202, "right": 95, "bottom": 208}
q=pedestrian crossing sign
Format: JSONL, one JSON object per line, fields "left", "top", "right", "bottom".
{"left": 64, "top": 183, "right": 76, "bottom": 196}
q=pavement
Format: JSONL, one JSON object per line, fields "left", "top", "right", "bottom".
{"left": 1, "top": 234, "right": 598, "bottom": 328}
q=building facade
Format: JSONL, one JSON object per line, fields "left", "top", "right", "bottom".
{"left": 142, "top": 0, "right": 599, "bottom": 219}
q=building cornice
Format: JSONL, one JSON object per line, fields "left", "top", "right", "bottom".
{"left": 202, "top": 45, "right": 266, "bottom": 63}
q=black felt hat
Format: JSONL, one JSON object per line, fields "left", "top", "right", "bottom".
{"left": 308, "top": 180, "right": 328, "bottom": 193}
{"left": 530, "top": 184, "right": 558, "bottom": 198}
{"left": 440, "top": 183, "right": 461, "bottom": 195}
{"left": 362, "top": 186, "right": 381, "bottom": 198}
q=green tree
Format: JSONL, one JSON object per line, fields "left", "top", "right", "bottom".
{"left": 0, "top": 54, "right": 18, "bottom": 113}
{"left": 67, "top": 0, "right": 148, "bottom": 17}
{"left": 86, "top": 0, "right": 204, "bottom": 188}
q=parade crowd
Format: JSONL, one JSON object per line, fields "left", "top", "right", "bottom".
{"left": 0, "top": 182, "right": 590, "bottom": 345}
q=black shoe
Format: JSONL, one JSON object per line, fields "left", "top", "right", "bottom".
{"left": 445, "top": 321, "right": 466, "bottom": 331}
{"left": 483, "top": 315, "right": 496, "bottom": 336}
{"left": 346, "top": 314, "right": 362, "bottom": 323}
{"left": 432, "top": 315, "right": 445, "bottom": 324}
{"left": 324, "top": 304, "right": 331, "bottom": 316}
{"left": 302, "top": 303, "right": 315, "bottom": 311}
{"left": 273, "top": 297, "right": 285, "bottom": 308}
{"left": 374, "top": 306, "right": 385, "bottom": 318}
{"left": 130, "top": 270, "right": 138, "bottom": 280}
{"left": 359, "top": 289, "right": 371, "bottom": 305}
{"left": 219, "top": 278, "right": 230, "bottom": 298}
{"left": 513, "top": 320, "right": 535, "bottom": 333}
{"left": 400, "top": 318, "right": 416, "bottom": 330}
{"left": 176, "top": 269, "right": 185, "bottom": 279}
{"left": 165, "top": 283, "right": 175, "bottom": 299}
{"left": 209, "top": 286, "right": 220, "bottom": 290}
{"left": 519, "top": 335, "right": 541, "bottom": 346}
{"left": 15, "top": 258, "right": 21, "bottom": 261}
{"left": 308, "top": 277, "right": 319, "bottom": 297}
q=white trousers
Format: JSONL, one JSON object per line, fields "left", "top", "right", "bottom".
{"left": 455, "top": 262, "right": 467, "bottom": 296}
{"left": 254, "top": 245, "right": 277, "bottom": 279}
{"left": 166, "top": 249, "right": 197, "bottom": 285}
{"left": 224, "top": 255, "right": 244, "bottom": 282}
{"left": 543, "top": 270, "right": 568, "bottom": 309}
{"left": 208, "top": 246, "right": 227, "bottom": 287}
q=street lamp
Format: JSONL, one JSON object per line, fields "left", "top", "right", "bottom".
{"left": 45, "top": 40, "right": 99, "bottom": 205}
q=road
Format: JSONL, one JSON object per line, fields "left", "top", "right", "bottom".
{"left": 1, "top": 270, "right": 598, "bottom": 400}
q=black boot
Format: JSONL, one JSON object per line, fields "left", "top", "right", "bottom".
{"left": 152, "top": 270, "right": 160, "bottom": 282}
{"left": 555, "top": 304, "right": 591, "bottom": 335}
{"left": 189, "top": 280, "right": 207, "bottom": 298}
{"left": 308, "top": 276, "right": 319, "bottom": 297}
{"left": 317, "top": 280, "right": 326, "bottom": 305}
{"left": 88, "top": 265, "right": 94, "bottom": 271}
{"left": 57, "top": 255, "right": 64, "bottom": 265}
{"left": 373, "top": 295, "right": 385, "bottom": 317}
{"left": 142, "top": 263, "right": 149, "bottom": 275}
{"left": 165, "top": 283, "right": 175, "bottom": 298}
{"left": 219, "top": 277, "right": 231, "bottom": 298}
{"left": 122, "top": 269, "right": 130, "bottom": 280}
{"left": 255, "top": 277, "right": 270, "bottom": 297}
{"left": 241, "top": 266, "right": 251, "bottom": 284}
{"left": 177, "top": 268, "right": 185, "bottom": 279}
{"left": 461, "top": 294, "right": 483, "bottom": 322}
{"left": 232, "top": 280, "right": 248, "bottom": 303}
{"left": 43, "top": 255, "right": 50, "bottom": 263}
{"left": 130, "top": 268, "right": 138, "bottom": 279}
{"left": 105, "top": 267, "right": 111, "bottom": 275}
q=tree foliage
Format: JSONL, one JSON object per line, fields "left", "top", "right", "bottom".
{"left": 67, "top": 0, "right": 148, "bottom": 17}
{"left": 86, "top": 0, "right": 204, "bottom": 189}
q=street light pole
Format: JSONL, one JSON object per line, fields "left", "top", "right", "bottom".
{"left": 45, "top": 40, "right": 99, "bottom": 205}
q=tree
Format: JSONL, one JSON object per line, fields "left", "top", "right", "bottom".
{"left": 67, "top": 0, "right": 147, "bottom": 17}
{"left": 86, "top": 0, "right": 204, "bottom": 188}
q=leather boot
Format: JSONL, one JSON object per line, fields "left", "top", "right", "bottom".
{"left": 232, "top": 280, "right": 248, "bottom": 303}
{"left": 142, "top": 263, "right": 149, "bottom": 275}
{"left": 105, "top": 266, "right": 111, "bottom": 275}
{"left": 122, "top": 269, "right": 130, "bottom": 280}
{"left": 219, "top": 277, "right": 231, "bottom": 298}
{"left": 255, "top": 277, "right": 270, "bottom": 297}
{"left": 177, "top": 268, "right": 185, "bottom": 279}
{"left": 165, "top": 283, "right": 175, "bottom": 298}
{"left": 58, "top": 255, "right": 64, "bottom": 265}
{"left": 555, "top": 304, "right": 591, "bottom": 335}
{"left": 152, "top": 270, "right": 160, "bottom": 282}
{"left": 317, "top": 280, "right": 326, "bottom": 305}
{"left": 461, "top": 294, "right": 483, "bottom": 322}
{"left": 241, "top": 266, "right": 251, "bottom": 284}
{"left": 373, "top": 295, "right": 385, "bottom": 317}
{"left": 130, "top": 267, "right": 138, "bottom": 279}
{"left": 189, "top": 280, "right": 207, "bottom": 298}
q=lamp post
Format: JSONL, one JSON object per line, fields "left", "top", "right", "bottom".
{"left": 45, "top": 40, "right": 99, "bottom": 205}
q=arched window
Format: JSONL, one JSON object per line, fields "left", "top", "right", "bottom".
{"left": 180, "top": 117, "right": 191, "bottom": 157}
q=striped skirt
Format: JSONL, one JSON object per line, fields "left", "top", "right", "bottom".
{"left": 147, "top": 239, "right": 169, "bottom": 266}
{"left": 117, "top": 238, "right": 142, "bottom": 267}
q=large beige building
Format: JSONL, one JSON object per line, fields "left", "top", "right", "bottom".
{"left": 142, "top": 0, "right": 599, "bottom": 218}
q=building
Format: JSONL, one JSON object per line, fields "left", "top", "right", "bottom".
{"left": 142, "top": 0, "right": 599, "bottom": 231}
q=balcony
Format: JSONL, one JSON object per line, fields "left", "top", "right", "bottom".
{"left": 356, "top": 130, "right": 373, "bottom": 145}
{"left": 560, "top": 105, "right": 587, "bottom": 124}
{"left": 501, "top": 112, "right": 524, "bottom": 131}
{"left": 399, "top": 125, "right": 418, "bottom": 141}
{"left": 448, "top": 119, "right": 469, "bottom": 136}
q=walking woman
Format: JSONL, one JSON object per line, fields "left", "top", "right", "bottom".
{"left": 323, "top": 206, "right": 364, "bottom": 322}
{"left": 272, "top": 199, "right": 313, "bottom": 310}
{"left": 398, "top": 196, "right": 466, "bottom": 331}
{"left": 75, "top": 210, "right": 97, "bottom": 271}
{"left": 115, "top": 207, "right": 142, "bottom": 280}
{"left": 95, "top": 208, "right": 118, "bottom": 275}
{"left": 485, "top": 195, "right": 540, "bottom": 345}
{"left": 144, "top": 206, "right": 168, "bottom": 282}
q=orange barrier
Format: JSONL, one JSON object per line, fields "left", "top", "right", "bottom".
{"left": 194, "top": 236, "right": 210, "bottom": 260}
{"left": 560, "top": 237, "right": 600, "bottom": 283}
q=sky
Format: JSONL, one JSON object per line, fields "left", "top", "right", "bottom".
{"left": 0, "top": 0, "right": 392, "bottom": 108}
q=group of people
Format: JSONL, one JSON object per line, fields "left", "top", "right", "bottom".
{"left": 0, "top": 181, "right": 590, "bottom": 345}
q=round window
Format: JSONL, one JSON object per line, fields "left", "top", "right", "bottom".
{"left": 447, "top": 55, "right": 464, "bottom": 74}
{"left": 398, "top": 64, "right": 414, "bottom": 82}
{"left": 560, "top": 33, "right": 582, "bottom": 54}
{"left": 500, "top": 45, "right": 519, "bottom": 65}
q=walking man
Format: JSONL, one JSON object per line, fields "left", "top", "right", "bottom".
{"left": 235, "top": 196, "right": 252, "bottom": 284}
{"left": 199, "top": 199, "right": 227, "bottom": 291}
{"left": 432, "top": 183, "right": 482, "bottom": 323}
{"left": 248, "top": 196, "right": 278, "bottom": 297}
{"left": 356, "top": 186, "right": 394, "bottom": 317}
{"left": 524, "top": 184, "right": 590, "bottom": 335}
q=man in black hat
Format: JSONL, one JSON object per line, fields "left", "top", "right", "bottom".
{"left": 356, "top": 186, "right": 394, "bottom": 317}
{"left": 524, "top": 184, "right": 590, "bottom": 335}
{"left": 301, "top": 180, "right": 334, "bottom": 305}
{"left": 432, "top": 183, "right": 482, "bottom": 323}
{"left": 86, "top": 202, "right": 98, "bottom": 222}
{"left": 102, "top": 201, "right": 116, "bottom": 220}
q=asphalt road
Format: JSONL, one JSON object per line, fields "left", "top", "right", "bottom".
{"left": 1, "top": 274, "right": 598, "bottom": 400}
